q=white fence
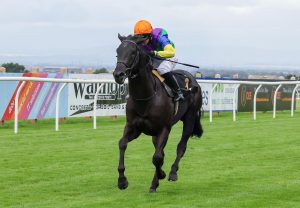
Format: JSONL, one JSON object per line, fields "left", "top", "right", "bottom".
{"left": 0, "top": 76, "right": 299, "bottom": 134}
{"left": 199, "top": 80, "right": 300, "bottom": 123}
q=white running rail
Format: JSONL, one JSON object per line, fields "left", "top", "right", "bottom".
{"left": 199, "top": 80, "right": 300, "bottom": 123}
{"left": 0, "top": 77, "right": 299, "bottom": 133}
{"left": 0, "top": 77, "right": 115, "bottom": 133}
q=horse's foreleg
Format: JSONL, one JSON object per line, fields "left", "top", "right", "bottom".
{"left": 118, "top": 124, "right": 140, "bottom": 190}
{"left": 152, "top": 136, "right": 166, "bottom": 179}
{"left": 149, "top": 128, "right": 170, "bottom": 192}
{"left": 169, "top": 114, "right": 195, "bottom": 182}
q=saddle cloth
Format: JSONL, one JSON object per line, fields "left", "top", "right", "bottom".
{"left": 152, "top": 69, "right": 199, "bottom": 99}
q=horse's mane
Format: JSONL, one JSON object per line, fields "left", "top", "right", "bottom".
{"left": 118, "top": 33, "right": 148, "bottom": 44}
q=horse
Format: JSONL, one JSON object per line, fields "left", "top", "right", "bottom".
{"left": 113, "top": 34, "right": 203, "bottom": 192}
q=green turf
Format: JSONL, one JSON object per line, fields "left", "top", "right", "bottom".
{"left": 1, "top": 111, "right": 300, "bottom": 208}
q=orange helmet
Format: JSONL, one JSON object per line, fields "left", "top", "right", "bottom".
{"left": 134, "top": 20, "right": 153, "bottom": 35}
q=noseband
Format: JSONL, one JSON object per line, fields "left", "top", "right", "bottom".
{"left": 117, "top": 40, "right": 141, "bottom": 79}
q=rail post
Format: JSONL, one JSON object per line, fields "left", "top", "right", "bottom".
{"left": 273, "top": 84, "right": 282, "bottom": 119}
{"left": 55, "top": 83, "right": 67, "bottom": 131}
{"left": 14, "top": 81, "right": 26, "bottom": 134}
{"left": 209, "top": 84, "right": 217, "bottom": 124}
{"left": 291, "top": 84, "right": 299, "bottom": 117}
{"left": 253, "top": 84, "right": 262, "bottom": 120}
{"left": 233, "top": 84, "right": 240, "bottom": 121}
{"left": 93, "top": 83, "right": 105, "bottom": 129}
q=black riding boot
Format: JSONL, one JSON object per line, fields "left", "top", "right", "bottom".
{"left": 162, "top": 72, "right": 184, "bottom": 101}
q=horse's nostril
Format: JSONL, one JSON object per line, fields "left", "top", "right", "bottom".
{"left": 113, "top": 71, "right": 125, "bottom": 78}
{"left": 115, "top": 72, "right": 125, "bottom": 77}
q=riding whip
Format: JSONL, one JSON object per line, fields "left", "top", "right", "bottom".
{"left": 152, "top": 56, "right": 200, "bottom": 69}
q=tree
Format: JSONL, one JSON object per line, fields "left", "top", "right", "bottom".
{"left": 93, "top": 67, "right": 109, "bottom": 74}
{"left": 1, "top": 62, "right": 25, "bottom": 73}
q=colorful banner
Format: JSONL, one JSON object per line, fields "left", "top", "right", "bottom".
{"left": 37, "top": 73, "right": 63, "bottom": 119}
{"left": 1, "top": 73, "right": 36, "bottom": 120}
{"left": 0, "top": 73, "right": 67, "bottom": 120}
{"left": 18, "top": 73, "right": 48, "bottom": 119}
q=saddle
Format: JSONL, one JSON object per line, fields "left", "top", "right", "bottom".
{"left": 152, "top": 69, "right": 199, "bottom": 99}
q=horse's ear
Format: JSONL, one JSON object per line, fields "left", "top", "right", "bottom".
{"left": 118, "top": 33, "right": 126, "bottom": 42}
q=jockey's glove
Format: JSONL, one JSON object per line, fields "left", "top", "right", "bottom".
{"left": 149, "top": 50, "right": 158, "bottom": 57}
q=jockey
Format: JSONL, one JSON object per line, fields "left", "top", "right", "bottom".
{"left": 134, "top": 19, "right": 184, "bottom": 101}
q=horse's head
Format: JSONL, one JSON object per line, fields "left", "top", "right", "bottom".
{"left": 113, "top": 34, "right": 149, "bottom": 84}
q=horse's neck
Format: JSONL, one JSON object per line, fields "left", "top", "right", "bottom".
{"left": 128, "top": 64, "right": 155, "bottom": 99}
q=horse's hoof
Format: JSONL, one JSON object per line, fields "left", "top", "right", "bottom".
{"left": 149, "top": 188, "right": 157, "bottom": 193}
{"left": 158, "top": 170, "right": 166, "bottom": 180}
{"left": 118, "top": 177, "right": 128, "bottom": 190}
{"left": 168, "top": 172, "right": 178, "bottom": 182}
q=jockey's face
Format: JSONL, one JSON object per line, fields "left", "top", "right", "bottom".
{"left": 139, "top": 34, "right": 151, "bottom": 45}
{"left": 143, "top": 38, "right": 150, "bottom": 45}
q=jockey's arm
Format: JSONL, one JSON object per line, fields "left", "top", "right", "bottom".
{"left": 156, "top": 44, "right": 175, "bottom": 58}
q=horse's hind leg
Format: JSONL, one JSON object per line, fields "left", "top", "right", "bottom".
{"left": 149, "top": 128, "right": 170, "bottom": 192}
{"left": 118, "top": 124, "right": 141, "bottom": 190}
{"left": 168, "top": 111, "right": 195, "bottom": 182}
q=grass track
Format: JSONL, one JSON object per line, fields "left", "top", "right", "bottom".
{"left": 1, "top": 111, "right": 300, "bottom": 208}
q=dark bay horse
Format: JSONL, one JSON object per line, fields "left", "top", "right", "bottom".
{"left": 113, "top": 34, "right": 203, "bottom": 192}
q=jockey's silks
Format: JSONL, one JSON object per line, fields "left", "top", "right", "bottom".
{"left": 142, "top": 28, "right": 176, "bottom": 59}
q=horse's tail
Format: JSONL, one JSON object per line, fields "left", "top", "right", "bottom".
{"left": 192, "top": 108, "right": 203, "bottom": 138}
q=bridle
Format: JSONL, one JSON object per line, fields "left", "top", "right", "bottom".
{"left": 116, "top": 39, "right": 157, "bottom": 101}
{"left": 116, "top": 40, "right": 141, "bottom": 79}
